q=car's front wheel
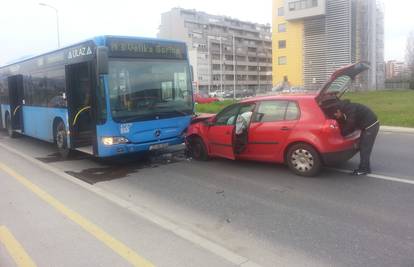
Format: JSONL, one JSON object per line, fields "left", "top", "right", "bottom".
{"left": 189, "top": 136, "right": 209, "bottom": 161}
{"left": 286, "top": 143, "right": 321, "bottom": 177}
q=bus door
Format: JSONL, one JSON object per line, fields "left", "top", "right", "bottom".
{"left": 8, "top": 75, "right": 24, "bottom": 133}
{"left": 65, "top": 62, "right": 95, "bottom": 153}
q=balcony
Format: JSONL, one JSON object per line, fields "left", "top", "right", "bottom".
{"left": 284, "top": 0, "right": 326, "bottom": 21}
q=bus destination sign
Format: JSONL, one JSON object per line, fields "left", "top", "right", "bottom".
{"left": 107, "top": 38, "right": 187, "bottom": 60}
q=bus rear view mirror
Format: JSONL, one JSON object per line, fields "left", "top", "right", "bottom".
{"left": 97, "top": 46, "right": 109, "bottom": 75}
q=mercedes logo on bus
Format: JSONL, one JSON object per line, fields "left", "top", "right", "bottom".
{"left": 154, "top": 129, "right": 161, "bottom": 138}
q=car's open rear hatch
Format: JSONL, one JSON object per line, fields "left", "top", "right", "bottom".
{"left": 317, "top": 62, "right": 370, "bottom": 117}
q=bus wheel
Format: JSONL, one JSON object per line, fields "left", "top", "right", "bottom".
{"left": 55, "top": 121, "right": 71, "bottom": 158}
{"left": 6, "top": 114, "right": 16, "bottom": 138}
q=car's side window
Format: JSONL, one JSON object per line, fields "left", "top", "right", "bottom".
{"left": 215, "top": 104, "right": 240, "bottom": 126}
{"left": 285, "top": 101, "right": 300, "bottom": 120}
{"left": 254, "top": 101, "right": 288, "bottom": 122}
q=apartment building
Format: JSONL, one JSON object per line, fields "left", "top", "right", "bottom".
{"left": 158, "top": 8, "right": 273, "bottom": 95}
{"left": 272, "top": 0, "right": 385, "bottom": 90}
{"left": 386, "top": 60, "right": 410, "bottom": 80}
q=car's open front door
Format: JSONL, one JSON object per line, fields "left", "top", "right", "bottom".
{"left": 207, "top": 104, "right": 240, "bottom": 160}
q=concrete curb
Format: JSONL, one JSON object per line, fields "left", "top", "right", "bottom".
{"left": 380, "top": 126, "right": 414, "bottom": 134}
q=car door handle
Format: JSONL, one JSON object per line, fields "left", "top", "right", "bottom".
{"left": 280, "top": 127, "right": 291, "bottom": 131}
{"left": 225, "top": 131, "right": 231, "bottom": 135}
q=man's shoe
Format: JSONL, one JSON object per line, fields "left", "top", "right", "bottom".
{"left": 351, "top": 169, "right": 370, "bottom": 176}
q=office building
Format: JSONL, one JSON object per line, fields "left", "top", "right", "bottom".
{"left": 158, "top": 8, "right": 273, "bottom": 95}
{"left": 272, "top": 0, "right": 385, "bottom": 90}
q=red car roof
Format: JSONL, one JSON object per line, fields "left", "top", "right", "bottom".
{"left": 240, "top": 93, "right": 317, "bottom": 103}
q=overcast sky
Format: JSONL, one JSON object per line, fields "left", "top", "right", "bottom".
{"left": 0, "top": 0, "right": 413, "bottom": 65}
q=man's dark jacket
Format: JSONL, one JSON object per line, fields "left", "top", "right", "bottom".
{"left": 338, "top": 100, "right": 378, "bottom": 136}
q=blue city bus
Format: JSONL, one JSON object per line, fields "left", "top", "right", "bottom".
{"left": 0, "top": 36, "right": 194, "bottom": 157}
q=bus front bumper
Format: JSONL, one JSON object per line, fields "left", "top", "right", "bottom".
{"left": 98, "top": 137, "right": 184, "bottom": 157}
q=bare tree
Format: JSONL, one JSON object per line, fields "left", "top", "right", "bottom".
{"left": 407, "top": 31, "right": 414, "bottom": 88}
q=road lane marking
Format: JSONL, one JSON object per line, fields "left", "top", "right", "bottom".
{"left": 0, "top": 138, "right": 263, "bottom": 267}
{"left": 332, "top": 168, "right": 414, "bottom": 185}
{"left": 0, "top": 226, "right": 37, "bottom": 267}
{"left": 0, "top": 163, "right": 155, "bottom": 267}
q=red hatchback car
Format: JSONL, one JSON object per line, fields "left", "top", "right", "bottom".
{"left": 186, "top": 62, "right": 369, "bottom": 176}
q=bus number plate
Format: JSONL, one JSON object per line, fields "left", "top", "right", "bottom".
{"left": 149, "top": 143, "right": 169, "bottom": 150}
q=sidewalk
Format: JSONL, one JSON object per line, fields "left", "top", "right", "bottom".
{"left": 380, "top": 126, "right": 414, "bottom": 134}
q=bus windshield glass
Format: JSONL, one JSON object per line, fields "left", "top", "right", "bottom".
{"left": 108, "top": 59, "right": 193, "bottom": 122}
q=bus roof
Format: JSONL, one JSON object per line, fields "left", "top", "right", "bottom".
{"left": 0, "top": 35, "right": 188, "bottom": 69}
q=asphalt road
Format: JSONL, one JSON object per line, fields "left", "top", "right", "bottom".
{"left": 0, "top": 130, "right": 413, "bottom": 267}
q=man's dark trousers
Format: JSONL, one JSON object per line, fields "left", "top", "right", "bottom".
{"left": 359, "top": 123, "right": 380, "bottom": 172}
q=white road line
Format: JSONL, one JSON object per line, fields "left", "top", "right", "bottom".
{"left": 332, "top": 168, "right": 414, "bottom": 185}
{"left": 0, "top": 141, "right": 263, "bottom": 267}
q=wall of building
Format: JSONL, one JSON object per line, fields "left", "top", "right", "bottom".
{"left": 272, "top": 0, "right": 304, "bottom": 88}
{"left": 159, "top": 8, "right": 273, "bottom": 95}
{"left": 272, "top": 0, "right": 385, "bottom": 90}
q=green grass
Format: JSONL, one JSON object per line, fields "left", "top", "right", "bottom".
{"left": 195, "top": 100, "right": 235, "bottom": 114}
{"left": 195, "top": 90, "right": 414, "bottom": 127}
{"left": 343, "top": 90, "right": 414, "bottom": 127}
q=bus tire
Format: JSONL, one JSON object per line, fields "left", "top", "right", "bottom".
{"left": 55, "top": 121, "right": 71, "bottom": 158}
{"left": 5, "top": 113, "right": 17, "bottom": 138}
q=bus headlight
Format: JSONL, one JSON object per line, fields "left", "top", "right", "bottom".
{"left": 102, "top": 137, "right": 130, "bottom": 146}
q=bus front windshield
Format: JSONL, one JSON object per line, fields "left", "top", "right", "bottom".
{"left": 108, "top": 59, "right": 193, "bottom": 122}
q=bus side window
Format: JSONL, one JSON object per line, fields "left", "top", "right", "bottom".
{"left": 46, "top": 68, "right": 66, "bottom": 108}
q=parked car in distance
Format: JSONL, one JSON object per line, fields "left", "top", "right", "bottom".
{"left": 209, "top": 90, "right": 225, "bottom": 98}
{"left": 194, "top": 92, "right": 220, "bottom": 104}
{"left": 186, "top": 62, "right": 369, "bottom": 176}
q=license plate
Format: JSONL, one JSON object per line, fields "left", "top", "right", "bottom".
{"left": 149, "top": 143, "right": 169, "bottom": 151}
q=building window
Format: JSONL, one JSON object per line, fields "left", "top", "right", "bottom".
{"left": 278, "top": 56, "right": 287, "bottom": 65}
{"left": 278, "top": 7, "right": 284, "bottom": 16}
{"left": 289, "top": 0, "right": 318, "bottom": 11}
{"left": 278, "top": 23, "right": 286, "bottom": 32}
{"left": 278, "top": 40, "right": 286, "bottom": 49}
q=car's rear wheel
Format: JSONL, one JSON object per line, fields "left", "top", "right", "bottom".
{"left": 189, "top": 136, "right": 209, "bottom": 161}
{"left": 286, "top": 143, "right": 321, "bottom": 177}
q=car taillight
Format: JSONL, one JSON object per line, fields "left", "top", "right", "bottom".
{"left": 322, "top": 119, "right": 340, "bottom": 133}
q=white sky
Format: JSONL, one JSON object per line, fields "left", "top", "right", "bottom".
{"left": 0, "top": 0, "right": 412, "bottom": 65}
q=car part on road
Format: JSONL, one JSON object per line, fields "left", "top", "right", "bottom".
{"left": 286, "top": 143, "right": 321, "bottom": 177}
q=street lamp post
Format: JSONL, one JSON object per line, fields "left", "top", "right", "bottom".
{"left": 39, "top": 2, "right": 60, "bottom": 48}
{"left": 233, "top": 33, "right": 236, "bottom": 101}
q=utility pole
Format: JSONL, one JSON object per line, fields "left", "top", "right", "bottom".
{"left": 233, "top": 33, "right": 236, "bottom": 100}
{"left": 207, "top": 37, "right": 211, "bottom": 95}
{"left": 220, "top": 36, "right": 223, "bottom": 92}
{"left": 256, "top": 48, "right": 260, "bottom": 95}
{"left": 39, "top": 3, "right": 60, "bottom": 48}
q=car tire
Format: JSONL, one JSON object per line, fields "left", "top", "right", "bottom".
{"left": 55, "top": 121, "right": 71, "bottom": 158}
{"left": 5, "top": 114, "right": 17, "bottom": 138}
{"left": 286, "top": 143, "right": 321, "bottom": 177}
{"left": 189, "top": 136, "right": 209, "bottom": 161}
